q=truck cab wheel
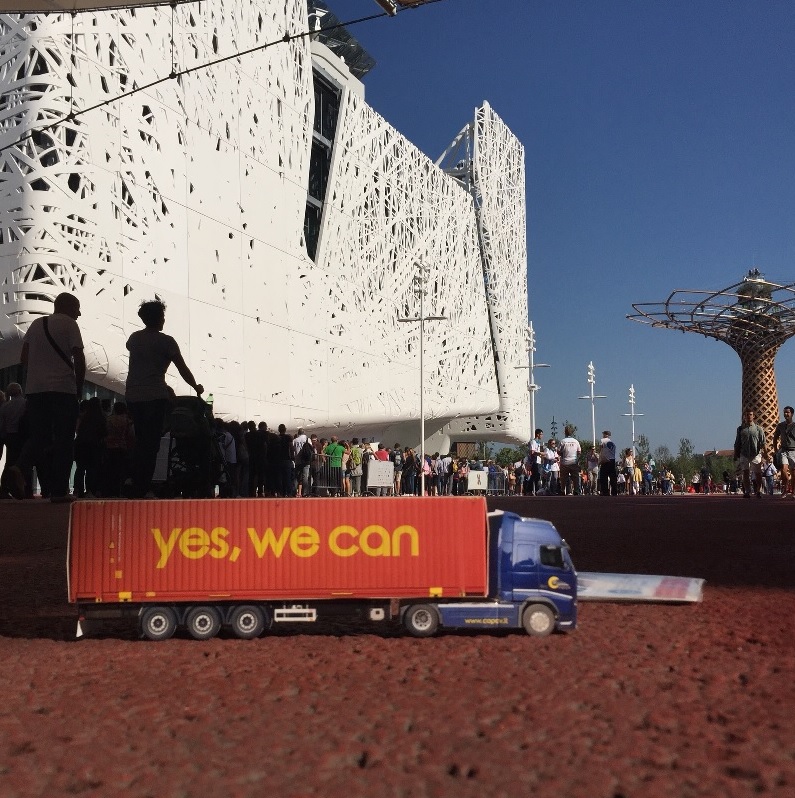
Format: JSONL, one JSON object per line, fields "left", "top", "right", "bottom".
{"left": 522, "top": 604, "right": 555, "bottom": 637}
{"left": 185, "top": 606, "right": 222, "bottom": 640}
{"left": 229, "top": 605, "right": 266, "bottom": 639}
{"left": 140, "top": 606, "right": 178, "bottom": 641}
{"left": 404, "top": 604, "right": 439, "bottom": 637}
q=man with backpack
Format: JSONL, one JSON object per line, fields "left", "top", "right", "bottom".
{"left": 292, "top": 428, "right": 313, "bottom": 497}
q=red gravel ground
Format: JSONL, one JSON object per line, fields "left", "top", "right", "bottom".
{"left": 1, "top": 494, "right": 793, "bottom": 797}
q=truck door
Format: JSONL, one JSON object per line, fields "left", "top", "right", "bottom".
{"left": 510, "top": 537, "right": 540, "bottom": 597}
{"left": 538, "top": 543, "right": 575, "bottom": 595}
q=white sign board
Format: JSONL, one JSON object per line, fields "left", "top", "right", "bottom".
{"left": 467, "top": 471, "right": 489, "bottom": 492}
{"left": 366, "top": 460, "right": 394, "bottom": 488}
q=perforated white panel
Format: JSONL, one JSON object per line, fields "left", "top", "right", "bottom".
{"left": 0, "top": 2, "right": 530, "bottom": 444}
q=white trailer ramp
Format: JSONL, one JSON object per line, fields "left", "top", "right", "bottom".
{"left": 577, "top": 572, "right": 704, "bottom": 603}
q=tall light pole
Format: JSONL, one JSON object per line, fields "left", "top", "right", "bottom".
{"left": 514, "top": 321, "right": 550, "bottom": 438}
{"left": 578, "top": 361, "right": 607, "bottom": 448}
{"left": 398, "top": 260, "right": 447, "bottom": 496}
{"left": 622, "top": 384, "right": 644, "bottom": 456}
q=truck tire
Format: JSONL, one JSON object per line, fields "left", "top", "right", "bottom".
{"left": 140, "top": 606, "right": 178, "bottom": 641}
{"left": 522, "top": 603, "right": 555, "bottom": 637}
{"left": 229, "top": 605, "right": 266, "bottom": 640}
{"left": 185, "top": 606, "right": 222, "bottom": 640}
{"left": 404, "top": 604, "right": 439, "bottom": 637}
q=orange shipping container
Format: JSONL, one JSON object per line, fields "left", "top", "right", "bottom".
{"left": 68, "top": 497, "right": 489, "bottom": 605}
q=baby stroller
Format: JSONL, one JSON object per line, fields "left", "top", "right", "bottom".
{"left": 162, "top": 396, "right": 228, "bottom": 498}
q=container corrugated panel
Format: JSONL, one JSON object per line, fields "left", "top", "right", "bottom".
{"left": 68, "top": 497, "right": 488, "bottom": 604}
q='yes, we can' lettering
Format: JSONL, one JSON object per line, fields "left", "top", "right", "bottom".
{"left": 151, "top": 524, "right": 420, "bottom": 569}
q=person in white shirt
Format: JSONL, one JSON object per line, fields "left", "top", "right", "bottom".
{"left": 558, "top": 425, "right": 582, "bottom": 495}
{"left": 598, "top": 430, "right": 618, "bottom": 496}
{"left": 543, "top": 440, "right": 560, "bottom": 495}
{"left": 528, "top": 428, "right": 544, "bottom": 495}
{"left": 0, "top": 383, "right": 28, "bottom": 498}
{"left": 16, "top": 293, "right": 85, "bottom": 502}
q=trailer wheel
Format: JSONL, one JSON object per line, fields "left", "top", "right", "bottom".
{"left": 404, "top": 604, "right": 439, "bottom": 637}
{"left": 230, "top": 605, "right": 266, "bottom": 640}
{"left": 140, "top": 606, "right": 177, "bottom": 641}
{"left": 522, "top": 604, "right": 555, "bottom": 637}
{"left": 185, "top": 606, "right": 222, "bottom": 640}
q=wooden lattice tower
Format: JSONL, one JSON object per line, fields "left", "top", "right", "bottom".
{"left": 628, "top": 270, "right": 795, "bottom": 445}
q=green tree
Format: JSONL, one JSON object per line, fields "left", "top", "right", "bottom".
{"left": 706, "top": 453, "right": 734, "bottom": 486}
{"left": 494, "top": 446, "right": 523, "bottom": 467}
{"left": 635, "top": 434, "right": 651, "bottom": 462}
{"left": 672, "top": 438, "right": 699, "bottom": 485}
{"left": 653, "top": 445, "right": 672, "bottom": 465}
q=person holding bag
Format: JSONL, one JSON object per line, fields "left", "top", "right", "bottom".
{"left": 14, "top": 292, "right": 85, "bottom": 502}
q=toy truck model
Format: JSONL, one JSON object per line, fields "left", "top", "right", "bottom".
{"left": 68, "top": 496, "right": 577, "bottom": 640}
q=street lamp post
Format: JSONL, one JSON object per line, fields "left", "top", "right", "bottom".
{"left": 398, "top": 261, "right": 447, "bottom": 496}
{"left": 514, "top": 321, "right": 550, "bottom": 438}
{"left": 578, "top": 361, "right": 607, "bottom": 449}
{"left": 622, "top": 384, "right": 644, "bottom": 456}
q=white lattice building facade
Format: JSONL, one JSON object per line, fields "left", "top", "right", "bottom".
{"left": 0, "top": 1, "right": 530, "bottom": 447}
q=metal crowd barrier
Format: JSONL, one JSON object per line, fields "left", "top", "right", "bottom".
{"left": 310, "top": 459, "right": 343, "bottom": 496}
{"left": 467, "top": 470, "right": 507, "bottom": 495}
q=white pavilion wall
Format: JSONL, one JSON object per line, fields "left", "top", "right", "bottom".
{"left": 0, "top": 1, "right": 528, "bottom": 441}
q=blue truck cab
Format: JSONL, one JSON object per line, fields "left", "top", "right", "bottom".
{"left": 402, "top": 510, "right": 577, "bottom": 637}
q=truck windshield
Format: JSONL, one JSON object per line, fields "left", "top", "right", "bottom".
{"left": 540, "top": 545, "right": 565, "bottom": 569}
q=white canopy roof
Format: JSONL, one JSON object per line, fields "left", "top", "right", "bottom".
{"left": 0, "top": 0, "right": 189, "bottom": 11}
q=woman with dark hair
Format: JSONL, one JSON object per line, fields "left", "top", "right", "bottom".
{"left": 125, "top": 300, "right": 203, "bottom": 498}
{"left": 341, "top": 440, "right": 352, "bottom": 497}
{"left": 401, "top": 447, "right": 416, "bottom": 496}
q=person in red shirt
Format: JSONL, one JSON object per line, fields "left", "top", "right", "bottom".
{"left": 373, "top": 443, "right": 391, "bottom": 495}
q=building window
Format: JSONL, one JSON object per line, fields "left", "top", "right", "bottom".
{"left": 303, "top": 202, "right": 322, "bottom": 261}
{"left": 314, "top": 80, "right": 339, "bottom": 142}
{"left": 308, "top": 141, "right": 331, "bottom": 202}
{"left": 304, "top": 72, "right": 340, "bottom": 261}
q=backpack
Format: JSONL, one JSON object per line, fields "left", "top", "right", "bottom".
{"left": 392, "top": 450, "right": 403, "bottom": 469}
{"left": 350, "top": 446, "right": 362, "bottom": 467}
{"left": 297, "top": 439, "right": 314, "bottom": 466}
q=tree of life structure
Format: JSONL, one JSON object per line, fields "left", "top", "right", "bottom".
{"left": 628, "top": 270, "right": 795, "bottom": 444}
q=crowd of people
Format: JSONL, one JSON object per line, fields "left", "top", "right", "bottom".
{"left": 3, "top": 293, "right": 795, "bottom": 502}
{"left": 0, "top": 295, "right": 202, "bottom": 501}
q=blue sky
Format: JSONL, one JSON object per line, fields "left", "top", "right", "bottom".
{"left": 346, "top": 0, "right": 795, "bottom": 455}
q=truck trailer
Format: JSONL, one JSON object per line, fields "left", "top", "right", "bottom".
{"left": 68, "top": 496, "right": 577, "bottom": 640}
